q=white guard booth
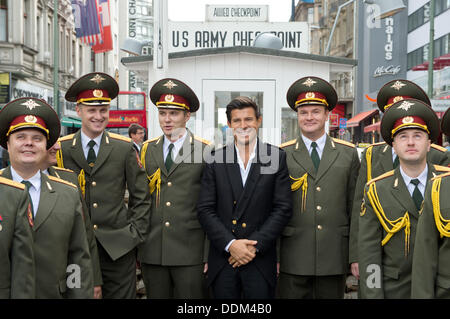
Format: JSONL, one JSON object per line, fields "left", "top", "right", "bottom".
{"left": 121, "top": 46, "right": 356, "bottom": 146}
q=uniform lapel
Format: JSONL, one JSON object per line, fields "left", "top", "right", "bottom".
{"left": 1, "top": 166, "right": 12, "bottom": 179}
{"left": 291, "top": 137, "right": 316, "bottom": 179}
{"left": 90, "top": 132, "right": 113, "bottom": 175}
{"left": 33, "top": 174, "right": 57, "bottom": 231}
{"left": 315, "top": 136, "right": 338, "bottom": 183}
{"left": 391, "top": 168, "right": 420, "bottom": 218}
{"left": 224, "top": 144, "right": 244, "bottom": 202}
{"left": 150, "top": 136, "right": 167, "bottom": 176}
{"left": 380, "top": 144, "right": 394, "bottom": 173}
{"left": 70, "top": 130, "right": 92, "bottom": 174}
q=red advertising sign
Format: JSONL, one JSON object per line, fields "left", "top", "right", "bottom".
{"left": 107, "top": 110, "right": 147, "bottom": 128}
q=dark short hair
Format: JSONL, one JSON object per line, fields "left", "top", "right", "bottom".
{"left": 128, "top": 123, "right": 144, "bottom": 137}
{"left": 226, "top": 96, "right": 261, "bottom": 123}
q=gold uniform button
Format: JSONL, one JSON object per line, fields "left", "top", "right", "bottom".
{"left": 166, "top": 202, "right": 171, "bottom": 207}
{"left": 233, "top": 200, "right": 237, "bottom": 205}
{"left": 316, "top": 205, "right": 322, "bottom": 211}
{"left": 93, "top": 203, "right": 98, "bottom": 208}
{"left": 242, "top": 223, "right": 247, "bottom": 228}
{"left": 92, "top": 181, "right": 96, "bottom": 187}
{"left": 93, "top": 225, "right": 98, "bottom": 230}
{"left": 165, "top": 222, "right": 170, "bottom": 227}
{"left": 317, "top": 225, "right": 323, "bottom": 230}
{"left": 232, "top": 220, "right": 237, "bottom": 225}
{"left": 167, "top": 182, "right": 172, "bottom": 187}
{"left": 316, "top": 186, "right": 321, "bottom": 191}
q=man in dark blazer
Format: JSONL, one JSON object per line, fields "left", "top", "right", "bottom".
{"left": 197, "top": 96, "right": 292, "bottom": 299}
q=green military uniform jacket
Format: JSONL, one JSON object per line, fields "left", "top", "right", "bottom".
{"left": 47, "top": 166, "right": 103, "bottom": 287}
{"left": 1, "top": 167, "right": 93, "bottom": 298}
{"left": 350, "top": 142, "right": 449, "bottom": 263}
{"left": 57, "top": 130, "right": 151, "bottom": 261}
{"left": 137, "top": 130, "right": 209, "bottom": 266}
{"left": 359, "top": 164, "right": 450, "bottom": 299}
{"left": 412, "top": 171, "right": 450, "bottom": 298}
{"left": 0, "top": 176, "right": 35, "bottom": 299}
{"left": 279, "top": 135, "right": 360, "bottom": 276}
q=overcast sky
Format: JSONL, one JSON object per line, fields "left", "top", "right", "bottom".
{"left": 168, "top": 0, "right": 293, "bottom": 22}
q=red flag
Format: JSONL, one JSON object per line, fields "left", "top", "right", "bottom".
{"left": 92, "top": 0, "right": 113, "bottom": 53}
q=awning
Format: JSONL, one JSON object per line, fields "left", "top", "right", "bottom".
{"left": 364, "top": 121, "right": 380, "bottom": 133}
{"left": 61, "top": 116, "right": 82, "bottom": 128}
{"left": 412, "top": 53, "right": 450, "bottom": 71}
{"left": 346, "top": 109, "right": 379, "bottom": 128}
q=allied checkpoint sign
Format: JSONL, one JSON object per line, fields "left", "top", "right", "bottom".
{"left": 168, "top": 19, "right": 310, "bottom": 54}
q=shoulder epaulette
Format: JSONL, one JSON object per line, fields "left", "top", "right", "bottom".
{"left": 432, "top": 171, "right": 450, "bottom": 181}
{"left": 47, "top": 175, "right": 77, "bottom": 189}
{"left": 279, "top": 139, "right": 297, "bottom": 149}
{"left": 431, "top": 144, "right": 447, "bottom": 153}
{"left": 51, "top": 166, "right": 74, "bottom": 173}
{"left": 371, "top": 141, "right": 386, "bottom": 146}
{"left": 0, "top": 176, "right": 25, "bottom": 190}
{"left": 367, "top": 170, "right": 395, "bottom": 186}
{"left": 108, "top": 132, "right": 132, "bottom": 143}
{"left": 194, "top": 135, "right": 211, "bottom": 145}
{"left": 332, "top": 138, "right": 355, "bottom": 148}
{"left": 143, "top": 136, "right": 161, "bottom": 145}
{"left": 434, "top": 165, "right": 450, "bottom": 173}
{"left": 58, "top": 134, "right": 75, "bottom": 142}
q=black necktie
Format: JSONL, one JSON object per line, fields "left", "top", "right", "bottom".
{"left": 21, "top": 180, "right": 34, "bottom": 220}
{"left": 393, "top": 155, "right": 400, "bottom": 169}
{"left": 165, "top": 143, "right": 174, "bottom": 171}
{"left": 87, "top": 140, "right": 96, "bottom": 166}
{"left": 410, "top": 179, "right": 423, "bottom": 211}
{"left": 310, "top": 142, "right": 320, "bottom": 171}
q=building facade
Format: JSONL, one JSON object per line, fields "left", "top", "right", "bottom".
{"left": 406, "top": 0, "right": 450, "bottom": 102}
{"left": 0, "top": 0, "right": 92, "bottom": 133}
{"left": 294, "top": 0, "right": 356, "bottom": 141}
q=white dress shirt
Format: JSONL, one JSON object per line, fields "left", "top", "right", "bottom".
{"left": 399, "top": 165, "right": 428, "bottom": 198}
{"left": 80, "top": 130, "right": 103, "bottom": 160}
{"left": 235, "top": 141, "right": 257, "bottom": 187}
{"left": 11, "top": 167, "right": 41, "bottom": 217}
{"left": 163, "top": 130, "right": 188, "bottom": 163}
{"left": 301, "top": 133, "right": 327, "bottom": 159}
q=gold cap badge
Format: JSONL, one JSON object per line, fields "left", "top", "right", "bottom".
{"left": 302, "top": 78, "right": 316, "bottom": 88}
{"left": 164, "top": 94, "right": 175, "bottom": 102}
{"left": 24, "top": 115, "right": 38, "bottom": 123}
{"left": 93, "top": 89, "right": 103, "bottom": 98}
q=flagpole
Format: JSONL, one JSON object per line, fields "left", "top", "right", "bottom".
{"left": 53, "top": 0, "right": 60, "bottom": 118}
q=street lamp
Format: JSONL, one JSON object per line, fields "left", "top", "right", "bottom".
{"left": 325, "top": 0, "right": 406, "bottom": 56}
{"left": 120, "top": 38, "right": 151, "bottom": 56}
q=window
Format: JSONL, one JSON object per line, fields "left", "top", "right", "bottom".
{"left": 23, "top": 0, "right": 30, "bottom": 45}
{"left": 408, "top": 1, "right": 450, "bottom": 32}
{"left": 0, "top": 0, "right": 7, "bottom": 41}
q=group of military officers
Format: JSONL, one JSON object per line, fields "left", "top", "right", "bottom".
{"left": 1, "top": 70, "right": 450, "bottom": 299}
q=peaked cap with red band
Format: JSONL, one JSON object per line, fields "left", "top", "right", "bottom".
{"left": 286, "top": 76, "right": 337, "bottom": 111}
{"left": 150, "top": 78, "right": 200, "bottom": 113}
{"left": 380, "top": 98, "right": 439, "bottom": 146}
{"left": 376, "top": 79, "right": 430, "bottom": 113}
{"left": 0, "top": 97, "right": 60, "bottom": 149}
{"left": 65, "top": 72, "right": 119, "bottom": 106}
